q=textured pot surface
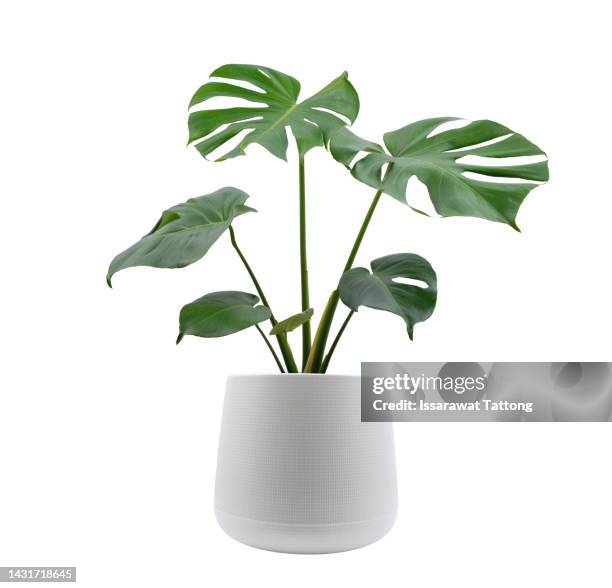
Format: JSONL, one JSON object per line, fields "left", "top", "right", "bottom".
{"left": 215, "top": 374, "right": 398, "bottom": 554}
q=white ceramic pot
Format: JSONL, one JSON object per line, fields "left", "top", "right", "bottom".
{"left": 214, "top": 374, "right": 398, "bottom": 554}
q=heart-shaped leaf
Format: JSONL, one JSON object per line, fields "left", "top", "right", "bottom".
{"left": 339, "top": 253, "right": 437, "bottom": 339}
{"left": 329, "top": 118, "right": 549, "bottom": 229}
{"left": 107, "top": 187, "right": 254, "bottom": 286}
{"left": 176, "top": 291, "right": 271, "bottom": 342}
{"left": 188, "top": 64, "right": 359, "bottom": 161}
{"left": 269, "top": 308, "right": 314, "bottom": 336}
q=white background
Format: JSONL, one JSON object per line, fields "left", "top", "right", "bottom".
{"left": 1, "top": 1, "right": 611, "bottom": 586}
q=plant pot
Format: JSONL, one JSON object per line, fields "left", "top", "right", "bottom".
{"left": 214, "top": 374, "right": 398, "bottom": 554}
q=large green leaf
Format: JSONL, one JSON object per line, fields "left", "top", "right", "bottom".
{"left": 269, "top": 308, "right": 314, "bottom": 336}
{"left": 188, "top": 64, "right": 359, "bottom": 161}
{"left": 338, "top": 253, "right": 437, "bottom": 339}
{"left": 329, "top": 118, "right": 549, "bottom": 229}
{"left": 176, "top": 291, "right": 271, "bottom": 342}
{"left": 107, "top": 187, "right": 254, "bottom": 286}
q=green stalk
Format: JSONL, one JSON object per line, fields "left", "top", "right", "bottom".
{"left": 255, "top": 325, "right": 285, "bottom": 373}
{"left": 304, "top": 290, "right": 340, "bottom": 373}
{"left": 320, "top": 311, "right": 354, "bottom": 373}
{"left": 229, "top": 225, "right": 298, "bottom": 373}
{"left": 341, "top": 189, "right": 383, "bottom": 274}
{"left": 305, "top": 183, "right": 387, "bottom": 373}
{"left": 298, "top": 154, "right": 311, "bottom": 369}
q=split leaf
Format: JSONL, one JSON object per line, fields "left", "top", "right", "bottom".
{"left": 188, "top": 64, "right": 359, "bottom": 160}
{"left": 338, "top": 253, "right": 437, "bottom": 339}
{"left": 329, "top": 118, "right": 548, "bottom": 229}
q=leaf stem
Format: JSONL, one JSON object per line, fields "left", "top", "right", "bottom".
{"left": 305, "top": 172, "right": 390, "bottom": 373}
{"left": 304, "top": 290, "right": 339, "bottom": 372}
{"left": 320, "top": 311, "right": 354, "bottom": 373}
{"left": 229, "top": 225, "right": 298, "bottom": 373}
{"left": 343, "top": 189, "right": 383, "bottom": 272}
{"left": 299, "top": 154, "right": 311, "bottom": 369}
{"left": 255, "top": 325, "right": 285, "bottom": 373}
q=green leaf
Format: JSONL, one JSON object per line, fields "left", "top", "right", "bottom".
{"left": 176, "top": 291, "right": 271, "bottom": 342}
{"left": 269, "top": 308, "right": 314, "bottom": 336}
{"left": 188, "top": 64, "right": 359, "bottom": 161}
{"left": 338, "top": 253, "right": 437, "bottom": 340}
{"left": 329, "top": 119, "right": 549, "bottom": 229}
{"left": 107, "top": 187, "right": 254, "bottom": 287}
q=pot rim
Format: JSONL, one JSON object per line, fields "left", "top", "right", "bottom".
{"left": 227, "top": 373, "right": 358, "bottom": 380}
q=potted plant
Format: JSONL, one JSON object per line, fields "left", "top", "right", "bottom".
{"left": 107, "top": 64, "right": 548, "bottom": 553}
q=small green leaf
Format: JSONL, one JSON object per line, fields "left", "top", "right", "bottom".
{"left": 269, "top": 308, "right": 314, "bottom": 336}
{"left": 177, "top": 291, "right": 271, "bottom": 342}
{"left": 107, "top": 187, "right": 253, "bottom": 286}
{"left": 329, "top": 119, "right": 549, "bottom": 230}
{"left": 188, "top": 64, "right": 359, "bottom": 160}
{"left": 339, "top": 253, "right": 437, "bottom": 340}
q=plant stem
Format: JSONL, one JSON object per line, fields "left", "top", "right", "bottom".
{"left": 255, "top": 325, "right": 285, "bottom": 373}
{"left": 320, "top": 311, "right": 354, "bottom": 373}
{"left": 298, "top": 154, "right": 311, "bottom": 369}
{"left": 304, "top": 181, "right": 388, "bottom": 373}
{"left": 342, "top": 189, "right": 383, "bottom": 273}
{"left": 304, "top": 290, "right": 339, "bottom": 373}
{"left": 229, "top": 225, "right": 298, "bottom": 373}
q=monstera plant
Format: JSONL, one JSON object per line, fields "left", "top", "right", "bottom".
{"left": 107, "top": 64, "right": 549, "bottom": 373}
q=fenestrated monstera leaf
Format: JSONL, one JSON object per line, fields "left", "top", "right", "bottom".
{"left": 107, "top": 187, "right": 254, "bottom": 286}
{"left": 188, "top": 64, "right": 359, "bottom": 161}
{"left": 339, "top": 253, "right": 437, "bottom": 340}
{"left": 269, "top": 308, "right": 314, "bottom": 336}
{"left": 329, "top": 118, "right": 549, "bottom": 229}
{"left": 176, "top": 291, "right": 271, "bottom": 342}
